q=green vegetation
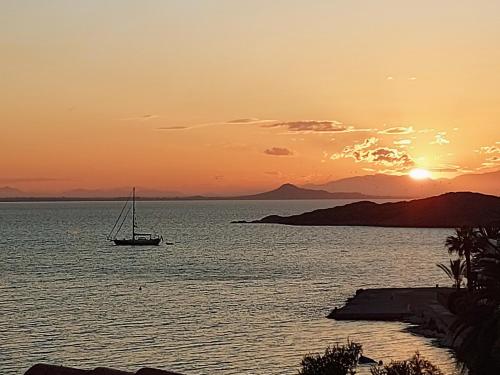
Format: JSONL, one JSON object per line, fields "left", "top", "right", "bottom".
{"left": 445, "top": 227, "right": 479, "bottom": 291}
{"left": 442, "top": 226, "right": 500, "bottom": 374}
{"left": 299, "top": 341, "right": 362, "bottom": 375}
{"left": 370, "top": 352, "right": 444, "bottom": 375}
{"left": 437, "top": 258, "right": 466, "bottom": 290}
{"left": 304, "top": 226, "right": 500, "bottom": 375}
{"left": 299, "top": 343, "right": 443, "bottom": 375}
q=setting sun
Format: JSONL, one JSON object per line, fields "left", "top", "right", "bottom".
{"left": 409, "top": 168, "right": 432, "bottom": 180}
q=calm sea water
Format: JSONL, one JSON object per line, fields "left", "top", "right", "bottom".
{"left": 0, "top": 200, "right": 461, "bottom": 374}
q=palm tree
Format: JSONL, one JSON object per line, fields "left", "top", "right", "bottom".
{"left": 437, "top": 258, "right": 466, "bottom": 290}
{"left": 445, "top": 227, "right": 479, "bottom": 291}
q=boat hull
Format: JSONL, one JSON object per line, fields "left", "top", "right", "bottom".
{"left": 113, "top": 238, "right": 162, "bottom": 246}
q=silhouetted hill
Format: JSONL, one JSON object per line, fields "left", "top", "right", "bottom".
{"left": 249, "top": 192, "right": 500, "bottom": 228}
{"left": 303, "top": 169, "right": 500, "bottom": 197}
{"left": 234, "top": 183, "right": 391, "bottom": 200}
{"left": 0, "top": 186, "right": 26, "bottom": 198}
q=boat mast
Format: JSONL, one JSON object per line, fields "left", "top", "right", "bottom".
{"left": 132, "top": 187, "right": 136, "bottom": 239}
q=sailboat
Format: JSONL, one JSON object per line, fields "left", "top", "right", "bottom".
{"left": 108, "top": 187, "right": 163, "bottom": 246}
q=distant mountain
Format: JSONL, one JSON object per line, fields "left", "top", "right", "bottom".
{"left": 0, "top": 186, "right": 27, "bottom": 198}
{"left": 234, "top": 183, "right": 391, "bottom": 200}
{"left": 0, "top": 183, "right": 392, "bottom": 202}
{"left": 249, "top": 192, "right": 500, "bottom": 228}
{"left": 303, "top": 169, "right": 500, "bottom": 197}
{"left": 60, "top": 187, "right": 181, "bottom": 198}
{"left": 450, "top": 170, "right": 500, "bottom": 195}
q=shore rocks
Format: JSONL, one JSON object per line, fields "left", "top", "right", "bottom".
{"left": 24, "top": 364, "right": 183, "bottom": 375}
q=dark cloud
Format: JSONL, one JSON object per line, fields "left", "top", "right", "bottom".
{"left": 378, "top": 126, "right": 414, "bottom": 134}
{"left": 364, "top": 148, "right": 414, "bottom": 167}
{"left": 264, "top": 120, "right": 357, "bottom": 133}
{"left": 264, "top": 147, "right": 293, "bottom": 156}
{"left": 331, "top": 137, "right": 414, "bottom": 168}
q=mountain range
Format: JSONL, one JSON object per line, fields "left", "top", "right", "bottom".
{"left": 303, "top": 169, "right": 500, "bottom": 197}
{"left": 0, "top": 184, "right": 388, "bottom": 201}
{"left": 1, "top": 169, "right": 498, "bottom": 200}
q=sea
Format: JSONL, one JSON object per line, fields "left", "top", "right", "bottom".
{"left": 0, "top": 200, "right": 462, "bottom": 375}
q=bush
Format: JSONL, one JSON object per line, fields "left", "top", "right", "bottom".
{"left": 370, "top": 352, "right": 444, "bottom": 375}
{"left": 298, "top": 341, "right": 362, "bottom": 375}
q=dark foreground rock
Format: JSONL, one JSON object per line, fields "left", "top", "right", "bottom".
{"left": 249, "top": 192, "right": 500, "bottom": 227}
{"left": 24, "top": 364, "right": 183, "bottom": 375}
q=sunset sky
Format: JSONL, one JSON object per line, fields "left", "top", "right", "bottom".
{"left": 1, "top": 1, "right": 500, "bottom": 194}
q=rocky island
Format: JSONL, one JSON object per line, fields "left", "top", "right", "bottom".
{"left": 241, "top": 192, "right": 500, "bottom": 228}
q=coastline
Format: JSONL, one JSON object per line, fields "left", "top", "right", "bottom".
{"left": 329, "top": 287, "right": 462, "bottom": 354}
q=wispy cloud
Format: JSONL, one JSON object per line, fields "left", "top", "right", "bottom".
{"left": 486, "top": 156, "right": 500, "bottom": 162}
{"left": 264, "top": 147, "right": 293, "bottom": 156}
{"left": 157, "top": 126, "right": 188, "bottom": 130}
{"left": 120, "top": 114, "right": 160, "bottom": 122}
{"left": 429, "top": 165, "right": 461, "bottom": 173}
{"left": 156, "top": 118, "right": 274, "bottom": 131}
{"left": 226, "top": 118, "right": 271, "bottom": 124}
{"left": 378, "top": 126, "right": 414, "bottom": 135}
{"left": 263, "top": 120, "right": 371, "bottom": 133}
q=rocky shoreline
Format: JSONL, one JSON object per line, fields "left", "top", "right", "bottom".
{"left": 329, "top": 287, "right": 468, "bottom": 353}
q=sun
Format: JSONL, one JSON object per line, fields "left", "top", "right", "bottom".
{"left": 409, "top": 168, "right": 431, "bottom": 180}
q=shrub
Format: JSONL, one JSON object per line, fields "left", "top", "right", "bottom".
{"left": 299, "top": 341, "right": 362, "bottom": 375}
{"left": 370, "top": 352, "right": 444, "bottom": 375}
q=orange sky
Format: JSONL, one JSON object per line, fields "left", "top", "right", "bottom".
{"left": 1, "top": 1, "right": 499, "bottom": 194}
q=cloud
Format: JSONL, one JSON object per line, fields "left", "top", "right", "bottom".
{"left": 264, "top": 147, "right": 293, "bottom": 156}
{"left": 362, "top": 148, "right": 414, "bottom": 167}
{"left": 477, "top": 145, "right": 500, "bottom": 154}
{"left": 157, "top": 126, "right": 188, "bottom": 130}
{"left": 121, "top": 114, "right": 160, "bottom": 121}
{"left": 378, "top": 126, "right": 414, "bottom": 135}
{"left": 486, "top": 156, "right": 500, "bottom": 163}
{"left": 263, "top": 120, "right": 365, "bottom": 133}
{"left": 430, "top": 132, "right": 450, "bottom": 145}
{"left": 156, "top": 118, "right": 275, "bottom": 131}
{"left": 226, "top": 118, "right": 262, "bottom": 123}
{"left": 331, "top": 137, "right": 414, "bottom": 168}
{"left": 429, "top": 165, "right": 461, "bottom": 173}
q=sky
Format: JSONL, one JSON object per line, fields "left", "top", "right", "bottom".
{"left": 1, "top": 0, "right": 500, "bottom": 194}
